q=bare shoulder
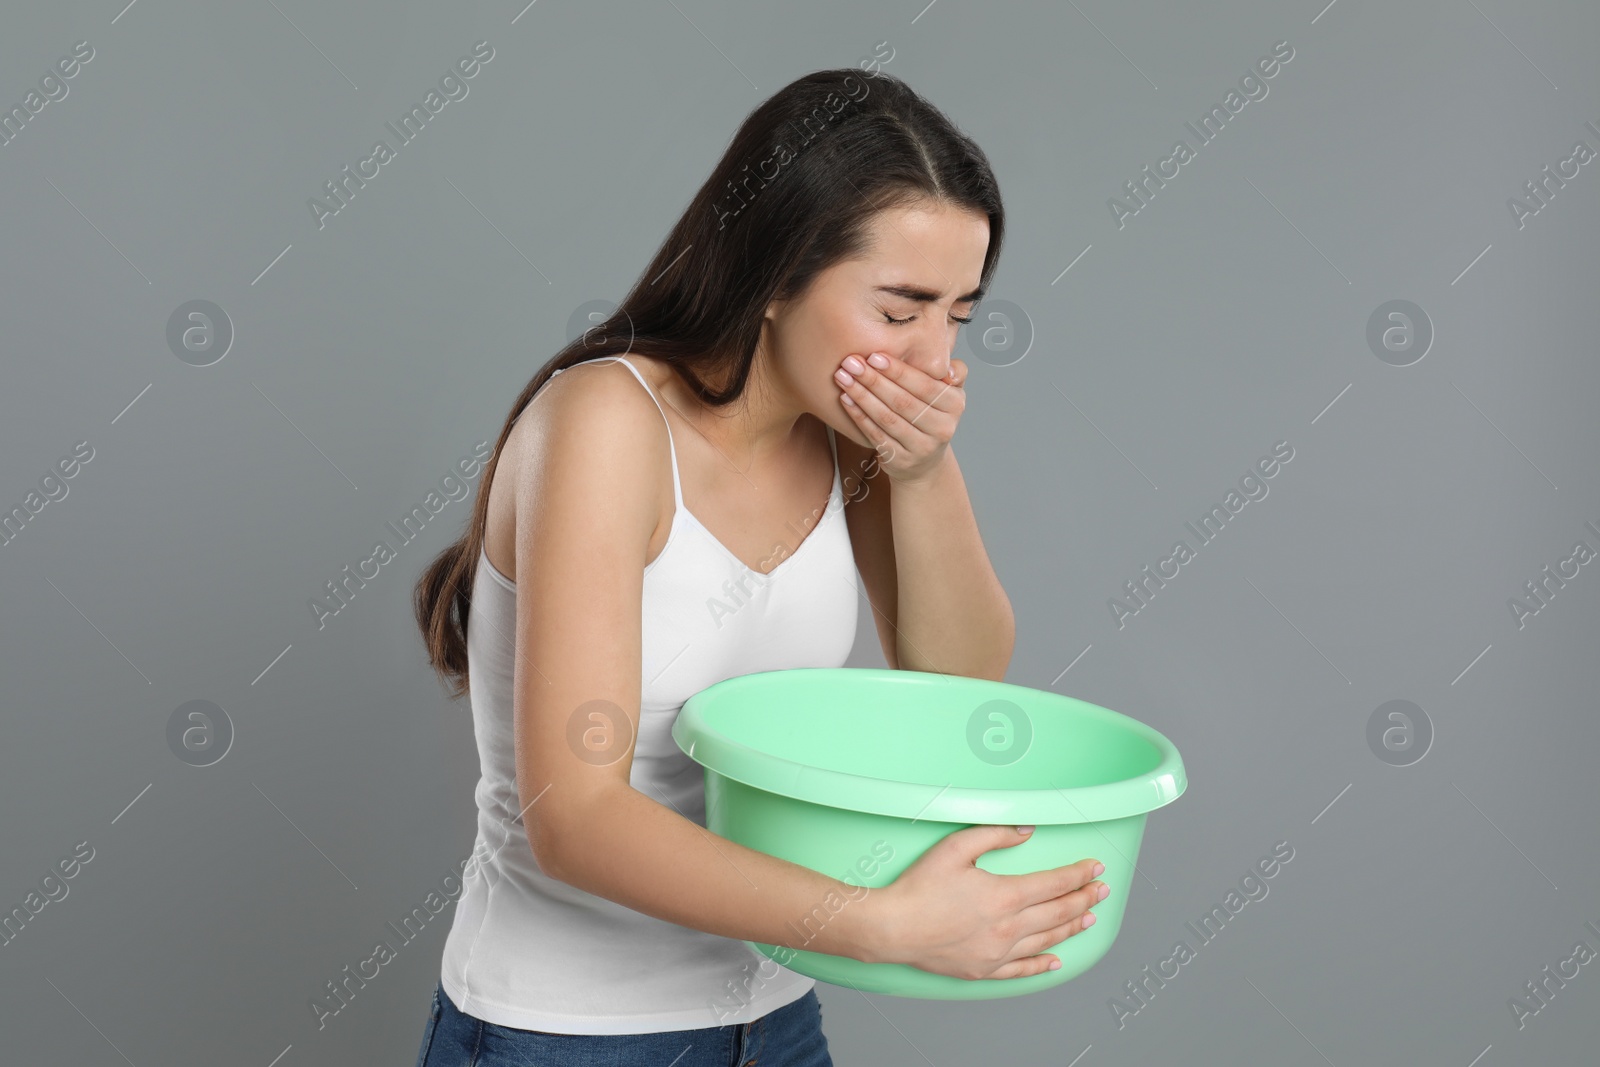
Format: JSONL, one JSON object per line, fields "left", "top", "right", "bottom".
{"left": 486, "top": 359, "right": 670, "bottom": 582}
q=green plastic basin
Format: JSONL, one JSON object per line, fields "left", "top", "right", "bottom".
{"left": 671, "top": 666, "right": 1187, "bottom": 999}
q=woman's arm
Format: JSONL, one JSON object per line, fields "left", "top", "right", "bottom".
{"left": 836, "top": 357, "right": 1015, "bottom": 680}
{"left": 508, "top": 364, "right": 886, "bottom": 964}
{"left": 886, "top": 449, "right": 1015, "bottom": 679}
{"left": 502, "top": 363, "right": 1086, "bottom": 984}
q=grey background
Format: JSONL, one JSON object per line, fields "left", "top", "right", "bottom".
{"left": 2, "top": 0, "right": 1597, "bottom": 1064}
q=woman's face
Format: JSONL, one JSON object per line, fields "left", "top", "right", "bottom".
{"left": 762, "top": 199, "right": 990, "bottom": 443}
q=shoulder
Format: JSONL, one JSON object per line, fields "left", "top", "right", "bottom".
{"left": 501, "top": 358, "right": 671, "bottom": 519}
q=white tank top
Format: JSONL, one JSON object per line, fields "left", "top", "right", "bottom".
{"left": 439, "top": 355, "right": 859, "bottom": 1034}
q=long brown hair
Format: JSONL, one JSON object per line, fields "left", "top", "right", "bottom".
{"left": 413, "top": 67, "right": 1006, "bottom": 698}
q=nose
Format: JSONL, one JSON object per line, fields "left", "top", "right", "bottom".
{"left": 899, "top": 323, "right": 954, "bottom": 381}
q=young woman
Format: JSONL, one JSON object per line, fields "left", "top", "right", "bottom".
{"left": 410, "top": 68, "right": 1108, "bottom": 1067}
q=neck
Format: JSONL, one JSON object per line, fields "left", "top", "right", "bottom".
{"left": 671, "top": 349, "right": 810, "bottom": 471}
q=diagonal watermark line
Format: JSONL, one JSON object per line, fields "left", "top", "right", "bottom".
{"left": 835, "top": 976, "right": 939, "bottom": 1066}
{"left": 1451, "top": 642, "right": 1491, "bottom": 686}
{"left": 1244, "top": 575, "right": 1350, "bottom": 684}
{"left": 43, "top": 176, "right": 150, "bottom": 284}
{"left": 1050, "top": 643, "right": 1092, "bottom": 686}
{"left": 265, "top": 0, "right": 358, "bottom": 90}
{"left": 1451, "top": 243, "right": 1492, "bottom": 286}
{"left": 252, "top": 243, "right": 293, "bottom": 285}
{"left": 1310, "top": 782, "right": 1350, "bottom": 825}
{"left": 1243, "top": 175, "right": 1351, "bottom": 285}
{"left": 1051, "top": 244, "right": 1093, "bottom": 285}
{"left": 112, "top": 783, "right": 153, "bottom": 825}
{"left": 663, "top": 0, "right": 758, "bottom": 90}
{"left": 1049, "top": 380, "right": 1159, "bottom": 489}
{"left": 251, "top": 644, "right": 293, "bottom": 686}
{"left": 1465, "top": 0, "right": 1558, "bottom": 90}
{"left": 45, "top": 978, "right": 139, "bottom": 1066}
{"left": 444, "top": 175, "right": 552, "bottom": 284}
{"left": 254, "top": 782, "right": 360, "bottom": 890}
{"left": 1310, "top": 383, "right": 1350, "bottom": 425}
{"left": 907, "top": 782, "right": 952, "bottom": 825}
{"left": 1451, "top": 780, "right": 1558, "bottom": 890}
{"left": 1451, "top": 380, "right": 1557, "bottom": 489}
{"left": 1242, "top": 974, "right": 1337, "bottom": 1065}
{"left": 1067, "top": 1, "right": 1158, "bottom": 90}
{"left": 44, "top": 575, "right": 151, "bottom": 684}
{"left": 251, "top": 381, "right": 359, "bottom": 490}
{"left": 650, "top": 244, "right": 693, "bottom": 286}
{"left": 112, "top": 383, "right": 152, "bottom": 424}
{"left": 1048, "top": 778, "right": 1159, "bottom": 891}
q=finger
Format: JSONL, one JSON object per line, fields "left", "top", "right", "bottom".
{"left": 1005, "top": 858, "right": 1103, "bottom": 908}
{"left": 945, "top": 824, "right": 1039, "bottom": 864}
{"left": 1015, "top": 909, "right": 1096, "bottom": 959}
{"left": 982, "top": 953, "right": 1061, "bottom": 981}
{"left": 1016, "top": 879, "right": 1103, "bottom": 935}
{"left": 838, "top": 385, "right": 893, "bottom": 457}
{"left": 840, "top": 370, "right": 948, "bottom": 452}
{"left": 854, "top": 352, "right": 966, "bottom": 422}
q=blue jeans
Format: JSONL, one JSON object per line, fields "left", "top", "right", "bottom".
{"left": 414, "top": 981, "right": 834, "bottom": 1067}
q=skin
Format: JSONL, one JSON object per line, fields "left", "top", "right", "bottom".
{"left": 596, "top": 197, "right": 1015, "bottom": 677}
{"left": 480, "top": 197, "right": 1105, "bottom": 982}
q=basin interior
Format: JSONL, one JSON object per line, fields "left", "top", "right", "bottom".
{"left": 693, "top": 670, "right": 1165, "bottom": 792}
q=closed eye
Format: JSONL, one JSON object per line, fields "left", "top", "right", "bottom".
{"left": 883, "top": 312, "right": 975, "bottom": 326}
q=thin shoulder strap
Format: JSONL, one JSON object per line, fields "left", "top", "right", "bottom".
{"left": 603, "top": 356, "right": 684, "bottom": 510}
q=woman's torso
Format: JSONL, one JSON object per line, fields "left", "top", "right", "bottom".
{"left": 438, "top": 355, "right": 860, "bottom": 1035}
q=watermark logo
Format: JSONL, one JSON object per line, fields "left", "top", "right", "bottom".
{"left": 966, "top": 698, "right": 1032, "bottom": 766}
{"left": 963, "top": 298, "right": 1033, "bottom": 368}
{"left": 167, "top": 700, "right": 234, "bottom": 767}
{"left": 566, "top": 699, "right": 635, "bottom": 767}
{"left": 166, "top": 300, "right": 234, "bottom": 366}
{"left": 564, "top": 299, "right": 635, "bottom": 355}
{"left": 1365, "top": 700, "right": 1431, "bottom": 767}
{"left": 1365, "top": 300, "right": 1432, "bottom": 367}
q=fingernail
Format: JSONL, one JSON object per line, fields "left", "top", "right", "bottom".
{"left": 867, "top": 353, "right": 889, "bottom": 369}
{"left": 1017, "top": 825, "right": 1034, "bottom": 834}
{"left": 843, "top": 355, "right": 866, "bottom": 374}
{"left": 1092, "top": 862, "right": 1104, "bottom": 877}
{"left": 1082, "top": 913, "right": 1096, "bottom": 929}
{"left": 1048, "top": 957, "right": 1063, "bottom": 970}
{"left": 1097, "top": 883, "right": 1110, "bottom": 900}
{"left": 834, "top": 368, "right": 854, "bottom": 386}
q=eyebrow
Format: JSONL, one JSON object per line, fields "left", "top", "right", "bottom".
{"left": 875, "top": 282, "right": 986, "bottom": 305}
